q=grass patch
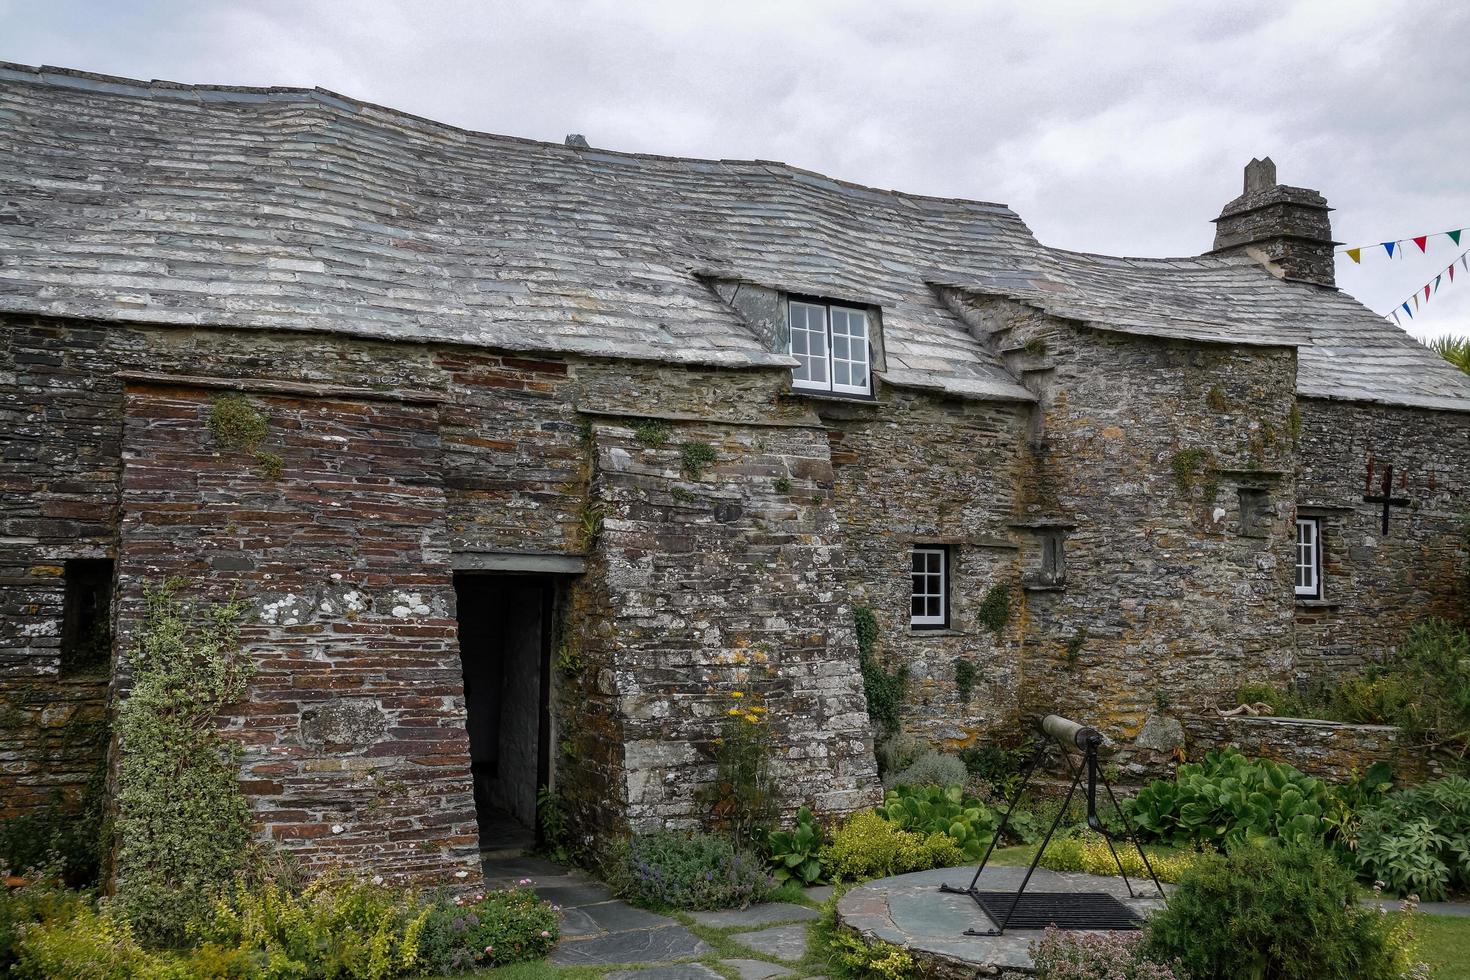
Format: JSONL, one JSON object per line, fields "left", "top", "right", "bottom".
{"left": 1420, "top": 914, "right": 1470, "bottom": 980}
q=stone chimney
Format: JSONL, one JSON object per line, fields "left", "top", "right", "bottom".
{"left": 1210, "top": 157, "right": 1339, "bottom": 288}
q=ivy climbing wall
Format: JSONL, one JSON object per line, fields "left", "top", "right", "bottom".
{"left": 115, "top": 380, "right": 479, "bottom": 882}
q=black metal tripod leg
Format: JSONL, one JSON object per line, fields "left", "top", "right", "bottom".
{"left": 964, "top": 739, "right": 1048, "bottom": 892}
{"left": 1101, "top": 771, "right": 1166, "bottom": 898}
{"left": 991, "top": 762, "right": 1085, "bottom": 935}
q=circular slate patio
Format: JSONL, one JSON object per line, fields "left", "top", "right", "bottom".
{"left": 835, "top": 864, "right": 1169, "bottom": 976}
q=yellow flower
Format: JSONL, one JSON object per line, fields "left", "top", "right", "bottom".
{"left": 727, "top": 708, "right": 743, "bottom": 716}
{"left": 730, "top": 691, "right": 745, "bottom": 699}
{"left": 750, "top": 706, "right": 768, "bottom": 714}
{"left": 743, "top": 713, "right": 761, "bottom": 723}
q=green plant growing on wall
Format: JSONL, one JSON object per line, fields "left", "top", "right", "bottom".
{"left": 208, "top": 393, "right": 281, "bottom": 480}
{"left": 633, "top": 420, "right": 671, "bottom": 448}
{"left": 1288, "top": 403, "right": 1302, "bottom": 443}
{"left": 1063, "top": 629, "right": 1087, "bottom": 670}
{"left": 113, "top": 580, "right": 255, "bottom": 946}
{"left": 773, "top": 476, "right": 792, "bottom": 494}
{"left": 1205, "top": 385, "right": 1231, "bottom": 412}
{"left": 670, "top": 486, "right": 697, "bottom": 504}
{"left": 555, "top": 641, "right": 582, "bottom": 677}
{"left": 1023, "top": 336, "right": 1047, "bottom": 357}
{"left": 578, "top": 502, "right": 605, "bottom": 549}
{"left": 679, "top": 441, "right": 717, "bottom": 479}
{"left": 854, "top": 605, "right": 905, "bottom": 737}
{"left": 953, "top": 659, "right": 977, "bottom": 702}
{"left": 977, "top": 583, "right": 1011, "bottom": 636}
{"left": 1170, "top": 447, "right": 1209, "bottom": 494}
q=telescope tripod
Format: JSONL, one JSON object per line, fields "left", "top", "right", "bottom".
{"left": 940, "top": 715, "right": 1165, "bottom": 937}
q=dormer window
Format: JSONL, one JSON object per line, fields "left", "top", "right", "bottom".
{"left": 789, "top": 299, "right": 871, "bottom": 396}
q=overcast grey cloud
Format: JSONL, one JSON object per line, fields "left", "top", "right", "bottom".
{"left": 3, "top": 0, "right": 1467, "bottom": 338}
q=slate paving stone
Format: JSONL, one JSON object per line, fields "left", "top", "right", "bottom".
{"left": 720, "top": 958, "right": 796, "bottom": 979}
{"left": 480, "top": 854, "right": 567, "bottom": 880}
{"left": 802, "top": 885, "right": 835, "bottom": 904}
{"left": 581, "top": 899, "right": 677, "bottom": 932}
{"left": 551, "top": 925, "right": 712, "bottom": 966}
{"left": 690, "top": 902, "right": 819, "bottom": 929}
{"left": 604, "top": 964, "right": 725, "bottom": 980}
{"left": 729, "top": 923, "right": 812, "bottom": 963}
{"left": 533, "top": 879, "right": 616, "bottom": 908}
{"left": 554, "top": 905, "right": 602, "bottom": 938}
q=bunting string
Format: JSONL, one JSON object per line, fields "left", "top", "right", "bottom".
{"left": 1339, "top": 227, "right": 1468, "bottom": 263}
{"left": 1386, "top": 248, "right": 1470, "bottom": 325}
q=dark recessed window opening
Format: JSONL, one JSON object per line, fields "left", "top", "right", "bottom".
{"left": 1040, "top": 532, "right": 1066, "bottom": 586}
{"left": 911, "top": 545, "right": 949, "bottom": 628}
{"left": 788, "top": 298, "right": 872, "bottom": 397}
{"left": 61, "top": 558, "right": 113, "bottom": 676}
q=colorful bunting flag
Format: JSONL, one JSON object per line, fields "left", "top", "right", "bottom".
{"left": 1339, "top": 226, "right": 1469, "bottom": 261}
{"left": 1383, "top": 246, "right": 1470, "bottom": 323}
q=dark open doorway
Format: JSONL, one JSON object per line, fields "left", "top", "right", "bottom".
{"left": 453, "top": 573, "right": 553, "bottom": 854}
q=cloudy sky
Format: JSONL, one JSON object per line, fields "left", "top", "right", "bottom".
{"left": 4, "top": 0, "right": 1468, "bottom": 339}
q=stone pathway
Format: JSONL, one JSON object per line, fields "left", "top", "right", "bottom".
{"left": 483, "top": 855, "right": 827, "bottom": 977}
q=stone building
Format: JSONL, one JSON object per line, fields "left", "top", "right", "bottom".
{"left": 2, "top": 63, "right": 1468, "bottom": 879}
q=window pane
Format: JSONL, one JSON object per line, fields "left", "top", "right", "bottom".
{"left": 792, "top": 331, "right": 808, "bottom": 355}
{"left": 928, "top": 597, "right": 941, "bottom": 617}
{"left": 834, "top": 362, "right": 850, "bottom": 386}
{"left": 833, "top": 334, "right": 849, "bottom": 358}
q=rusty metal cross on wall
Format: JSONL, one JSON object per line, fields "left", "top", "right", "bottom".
{"left": 1363, "top": 464, "right": 1411, "bottom": 535}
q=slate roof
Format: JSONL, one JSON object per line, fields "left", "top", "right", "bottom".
{"left": 2, "top": 62, "right": 1468, "bottom": 412}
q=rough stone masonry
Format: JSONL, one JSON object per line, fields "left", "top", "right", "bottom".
{"left": 1, "top": 63, "right": 1468, "bottom": 881}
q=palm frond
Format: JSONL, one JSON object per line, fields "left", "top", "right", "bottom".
{"left": 1426, "top": 334, "right": 1470, "bottom": 375}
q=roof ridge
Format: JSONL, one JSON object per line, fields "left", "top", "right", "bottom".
{"left": 0, "top": 60, "right": 1025, "bottom": 218}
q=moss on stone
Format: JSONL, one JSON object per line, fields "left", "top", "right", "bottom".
{"left": 633, "top": 420, "right": 671, "bottom": 448}
{"left": 977, "top": 583, "right": 1012, "bottom": 635}
{"left": 1170, "top": 448, "right": 1209, "bottom": 494}
{"left": 954, "top": 659, "right": 977, "bottom": 701}
{"left": 680, "top": 441, "right": 717, "bottom": 479}
{"left": 774, "top": 476, "right": 792, "bottom": 494}
{"left": 207, "top": 393, "right": 268, "bottom": 451}
{"left": 1206, "top": 385, "right": 1230, "bottom": 412}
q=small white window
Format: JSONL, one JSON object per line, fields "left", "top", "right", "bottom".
{"left": 788, "top": 300, "right": 870, "bottom": 396}
{"left": 911, "top": 546, "right": 947, "bottom": 627}
{"left": 1295, "top": 518, "right": 1321, "bottom": 598}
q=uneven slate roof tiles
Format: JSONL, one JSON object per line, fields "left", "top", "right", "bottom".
{"left": 2, "top": 62, "right": 1468, "bottom": 412}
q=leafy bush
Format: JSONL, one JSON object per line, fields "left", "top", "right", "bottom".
{"left": 1355, "top": 776, "right": 1470, "bottom": 901}
{"left": 5, "top": 873, "right": 559, "bottom": 978}
{"left": 1127, "top": 749, "right": 1329, "bottom": 849}
{"left": 766, "top": 806, "right": 825, "bottom": 886}
{"left": 876, "top": 785, "right": 998, "bottom": 861}
{"left": 1035, "top": 832, "right": 1198, "bottom": 884}
{"left": 613, "top": 831, "right": 773, "bottom": 910}
{"left": 881, "top": 750, "right": 967, "bottom": 791}
{"left": 112, "top": 581, "right": 256, "bottom": 946}
{"left": 821, "top": 810, "right": 963, "bottom": 882}
{"left": 958, "top": 739, "right": 1033, "bottom": 800}
{"left": 1142, "top": 842, "right": 1423, "bottom": 980}
{"left": 1341, "top": 619, "right": 1470, "bottom": 763}
{"left": 855, "top": 607, "right": 905, "bottom": 738}
{"left": 1030, "top": 926, "right": 1179, "bottom": 980}
{"left": 414, "top": 887, "right": 559, "bottom": 973}
{"left": 0, "top": 792, "right": 106, "bottom": 888}
{"left": 699, "top": 690, "right": 778, "bottom": 849}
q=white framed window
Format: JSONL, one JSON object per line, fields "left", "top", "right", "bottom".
{"left": 911, "top": 546, "right": 948, "bottom": 627}
{"left": 788, "top": 299, "right": 871, "bottom": 396}
{"left": 1295, "top": 518, "right": 1321, "bottom": 598}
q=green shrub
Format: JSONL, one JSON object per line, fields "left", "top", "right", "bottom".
{"left": 958, "top": 739, "right": 1033, "bottom": 800}
{"left": 1355, "top": 776, "right": 1470, "bottom": 901}
{"left": 814, "top": 893, "right": 917, "bottom": 980}
{"left": 1030, "top": 926, "right": 1180, "bottom": 979}
{"left": 112, "top": 581, "right": 257, "bottom": 946}
{"left": 0, "top": 881, "right": 91, "bottom": 973}
{"left": 881, "top": 750, "right": 966, "bottom": 791}
{"left": 0, "top": 792, "right": 106, "bottom": 888}
{"left": 415, "top": 887, "right": 559, "bottom": 974}
{"left": 766, "top": 806, "right": 825, "bottom": 886}
{"left": 876, "top": 785, "right": 998, "bottom": 861}
{"left": 612, "top": 831, "right": 773, "bottom": 911}
{"left": 1127, "top": 749, "right": 1329, "bottom": 850}
{"left": 821, "top": 810, "right": 963, "bottom": 882}
{"left": 1342, "top": 620, "right": 1470, "bottom": 763}
{"left": 1142, "top": 842, "right": 1422, "bottom": 980}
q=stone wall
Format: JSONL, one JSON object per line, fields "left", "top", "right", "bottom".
{"left": 0, "top": 317, "right": 121, "bottom": 818}
{"left": 1180, "top": 713, "right": 1439, "bottom": 783}
{"left": 818, "top": 390, "right": 1030, "bottom": 749}
{"left": 116, "top": 380, "right": 478, "bottom": 879}
{"left": 1294, "top": 397, "right": 1470, "bottom": 678}
{"left": 957, "top": 298, "right": 1301, "bottom": 742}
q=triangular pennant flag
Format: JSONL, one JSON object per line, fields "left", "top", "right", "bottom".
{"left": 1415, "top": 236, "right": 1430, "bottom": 252}
{"left": 1451, "top": 264, "right": 1457, "bottom": 282}
{"left": 1450, "top": 230, "right": 1463, "bottom": 246}
{"left": 1384, "top": 241, "right": 1397, "bottom": 257}
{"left": 1434, "top": 274, "right": 1442, "bottom": 293}
{"left": 1392, "top": 311, "right": 1401, "bottom": 326}
{"left": 1462, "top": 254, "right": 1468, "bottom": 271}
{"left": 1424, "top": 284, "right": 1432, "bottom": 301}
{"left": 1346, "top": 247, "right": 1362, "bottom": 263}
{"left": 1403, "top": 301, "right": 1414, "bottom": 318}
